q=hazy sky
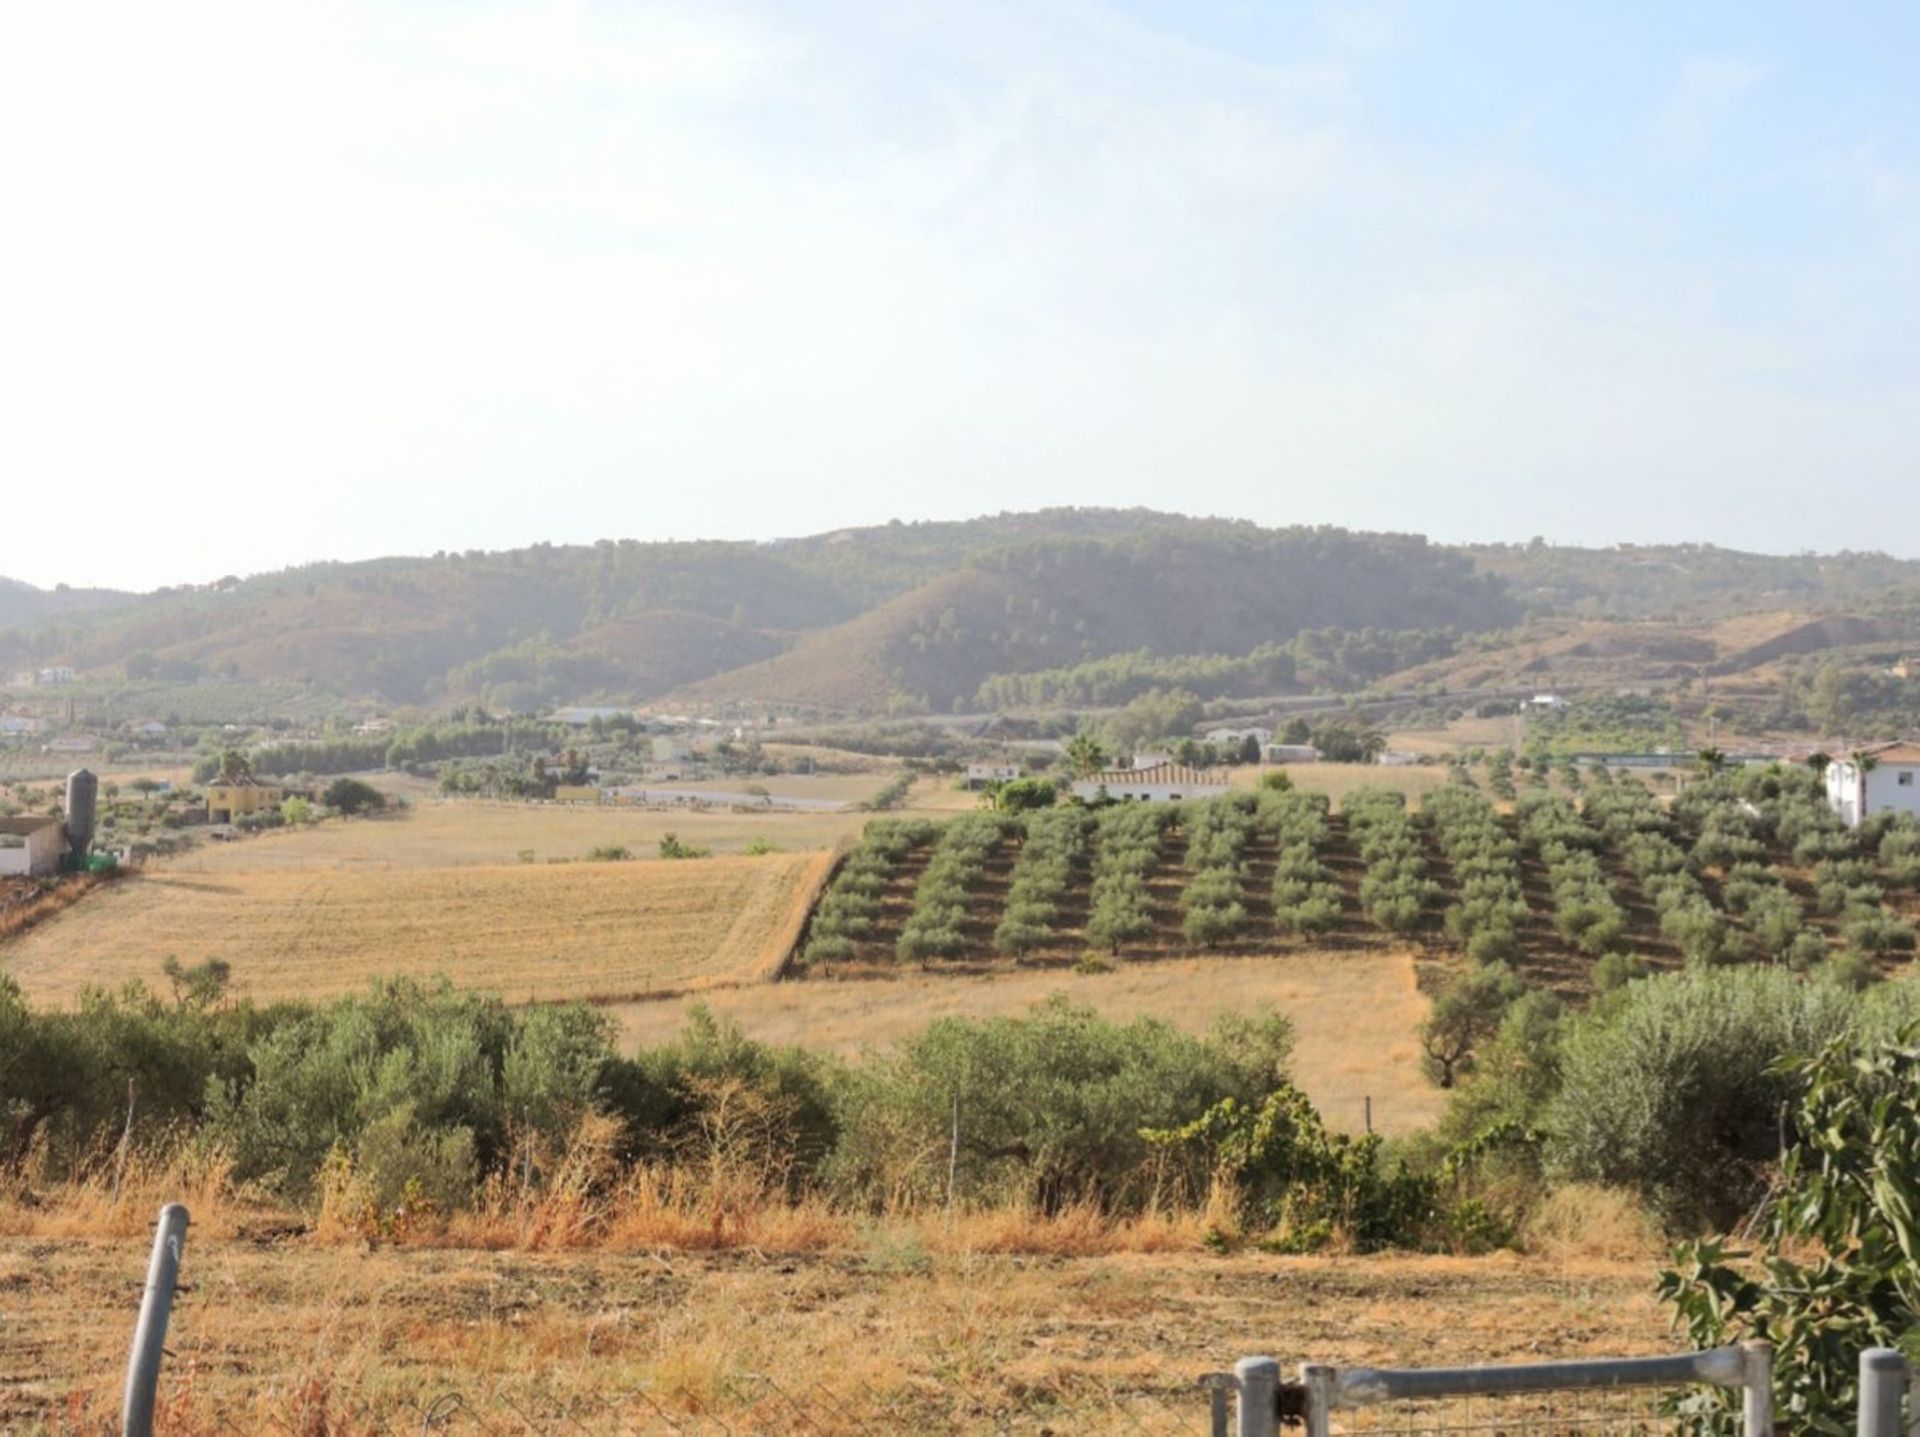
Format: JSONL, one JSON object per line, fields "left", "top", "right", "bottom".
{"left": 3, "top": 1, "right": 1917, "bottom": 590}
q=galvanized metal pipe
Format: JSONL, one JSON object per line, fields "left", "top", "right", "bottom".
{"left": 1741, "top": 1340, "right": 1773, "bottom": 1437}
{"left": 1329, "top": 1345, "right": 1749, "bottom": 1407}
{"left": 1862, "top": 1348, "right": 1907, "bottom": 1437}
{"left": 1232, "top": 1355, "right": 1279, "bottom": 1437}
{"left": 122, "top": 1203, "right": 189, "bottom": 1437}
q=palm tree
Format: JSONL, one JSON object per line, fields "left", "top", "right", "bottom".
{"left": 1694, "top": 747, "right": 1726, "bottom": 776}
{"left": 1065, "top": 732, "right": 1109, "bottom": 779}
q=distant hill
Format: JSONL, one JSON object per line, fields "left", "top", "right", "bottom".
{"left": 0, "top": 577, "right": 136, "bottom": 630}
{"left": 7, "top": 515, "right": 1920, "bottom": 714}
{"left": 680, "top": 529, "right": 1516, "bottom": 710}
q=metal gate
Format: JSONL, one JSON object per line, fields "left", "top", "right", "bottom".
{"left": 1228, "top": 1344, "right": 1773, "bottom": 1436}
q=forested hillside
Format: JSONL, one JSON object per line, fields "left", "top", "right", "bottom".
{"left": 5, "top": 511, "right": 1919, "bottom": 714}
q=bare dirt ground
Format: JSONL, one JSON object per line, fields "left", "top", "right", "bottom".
{"left": 0, "top": 1236, "right": 1666, "bottom": 1433}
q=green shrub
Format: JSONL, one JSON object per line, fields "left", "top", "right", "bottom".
{"left": 1545, "top": 967, "right": 1855, "bottom": 1228}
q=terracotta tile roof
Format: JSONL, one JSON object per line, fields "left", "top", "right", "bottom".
{"left": 1085, "top": 762, "right": 1229, "bottom": 787}
{"left": 1855, "top": 742, "right": 1920, "bottom": 766}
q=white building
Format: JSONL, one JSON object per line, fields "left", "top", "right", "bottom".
{"left": 1827, "top": 742, "right": 1920, "bottom": 828}
{"left": 964, "top": 763, "right": 1021, "bottom": 790}
{"left": 1376, "top": 750, "right": 1422, "bottom": 767}
{"left": 0, "top": 815, "right": 65, "bottom": 876}
{"left": 1203, "top": 726, "right": 1273, "bottom": 747}
{"left": 1071, "top": 762, "right": 1229, "bottom": 804}
{"left": 0, "top": 714, "right": 44, "bottom": 735}
{"left": 36, "top": 666, "right": 76, "bottom": 685}
{"left": 1526, "top": 693, "right": 1568, "bottom": 711}
{"left": 1263, "top": 743, "right": 1321, "bottom": 764}
{"left": 1130, "top": 749, "right": 1175, "bottom": 770}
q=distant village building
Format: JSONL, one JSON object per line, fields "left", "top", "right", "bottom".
{"left": 1203, "top": 726, "right": 1273, "bottom": 747}
{"left": 130, "top": 719, "right": 169, "bottom": 737}
{"left": 352, "top": 717, "right": 394, "bottom": 736}
{"left": 44, "top": 735, "right": 98, "bottom": 754}
{"left": 1525, "top": 693, "right": 1568, "bottom": 711}
{"left": 1071, "top": 762, "right": 1230, "bottom": 804}
{"left": 35, "top": 666, "right": 76, "bottom": 685}
{"left": 0, "top": 714, "right": 44, "bottom": 736}
{"left": 1375, "top": 750, "right": 1422, "bottom": 767}
{"left": 549, "top": 706, "right": 633, "bottom": 726}
{"left": 1263, "top": 743, "right": 1321, "bottom": 764}
{"left": 1827, "top": 741, "right": 1920, "bottom": 828}
{"left": 1130, "top": 749, "right": 1175, "bottom": 771}
{"left": 964, "top": 763, "right": 1021, "bottom": 790}
{"left": 206, "top": 775, "right": 286, "bottom": 824}
{"left": 0, "top": 815, "right": 65, "bottom": 876}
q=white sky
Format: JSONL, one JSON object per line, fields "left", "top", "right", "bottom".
{"left": 2, "top": 1, "right": 1917, "bottom": 590}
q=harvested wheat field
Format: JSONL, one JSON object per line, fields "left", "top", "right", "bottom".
{"left": 164, "top": 799, "right": 862, "bottom": 873}
{"left": 0, "top": 1234, "right": 1666, "bottom": 1433}
{"left": 1, "top": 852, "right": 834, "bottom": 1007}
{"left": 611, "top": 950, "right": 1441, "bottom": 1136}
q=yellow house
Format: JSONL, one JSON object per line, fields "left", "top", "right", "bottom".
{"left": 206, "top": 775, "right": 286, "bottom": 823}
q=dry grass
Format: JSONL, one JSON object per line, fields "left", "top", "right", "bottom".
{"left": 0, "top": 1225, "right": 1668, "bottom": 1432}
{"left": 1, "top": 852, "right": 834, "bottom": 1007}
{"left": 609, "top": 951, "right": 1442, "bottom": 1136}
{"left": 161, "top": 799, "right": 862, "bottom": 873}
{"left": 1225, "top": 761, "right": 1452, "bottom": 806}
{"left": 1520, "top": 1184, "right": 1665, "bottom": 1266}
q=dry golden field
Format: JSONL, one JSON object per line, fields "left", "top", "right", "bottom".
{"left": 1224, "top": 761, "right": 1452, "bottom": 805}
{"left": 163, "top": 799, "right": 862, "bottom": 872}
{"left": 1, "top": 851, "right": 833, "bottom": 1007}
{"left": 1, "top": 1232, "right": 1666, "bottom": 1433}
{"left": 611, "top": 950, "right": 1441, "bottom": 1136}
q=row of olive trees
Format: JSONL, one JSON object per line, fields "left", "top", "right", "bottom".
{"left": 992, "top": 807, "right": 1095, "bottom": 957}
{"left": 1517, "top": 794, "right": 1630, "bottom": 958}
{"left": 800, "top": 818, "right": 939, "bottom": 965}
{"left": 1177, "top": 792, "right": 1258, "bottom": 947}
{"left": 1085, "top": 803, "right": 1173, "bottom": 954}
{"left": 1427, "top": 788, "right": 1529, "bottom": 964}
{"left": 1346, "top": 789, "right": 1439, "bottom": 934}
{"left": 896, "top": 815, "right": 1010, "bottom": 961}
{"left": 1266, "top": 788, "right": 1342, "bottom": 936}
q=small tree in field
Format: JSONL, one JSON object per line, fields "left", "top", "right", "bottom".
{"left": 323, "top": 778, "right": 385, "bottom": 815}
{"left": 1420, "top": 963, "right": 1524, "bottom": 1089}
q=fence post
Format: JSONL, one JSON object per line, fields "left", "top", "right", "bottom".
{"left": 1741, "top": 1339, "right": 1773, "bottom": 1436}
{"left": 122, "top": 1203, "right": 189, "bottom": 1437}
{"left": 1232, "top": 1356, "right": 1279, "bottom": 1437}
{"left": 1862, "top": 1348, "right": 1906, "bottom": 1437}
{"left": 1300, "top": 1363, "right": 1335, "bottom": 1437}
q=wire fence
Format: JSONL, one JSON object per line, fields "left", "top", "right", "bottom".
{"left": 160, "top": 1372, "right": 1232, "bottom": 1434}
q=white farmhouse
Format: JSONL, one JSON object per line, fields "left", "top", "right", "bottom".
{"left": 1263, "top": 743, "right": 1321, "bottom": 764}
{"left": 0, "top": 815, "right": 65, "bottom": 876}
{"left": 1827, "top": 742, "right": 1920, "bottom": 828}
{"left": 1071, "top": 762, "right": 1229, "bottom": 804}
{"left": 964, "top": 763, "right": 1021, "bottom": 790}
{"left": 1203, "top": 726, "right": 1273, "bottom": 747}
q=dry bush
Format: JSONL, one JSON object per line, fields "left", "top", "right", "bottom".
{"left": 0, "top": 1143, "right": 265, "bottom": 1241}
{"left": 1520, "top": 1182, "right": 1663, "bottom": 1264}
